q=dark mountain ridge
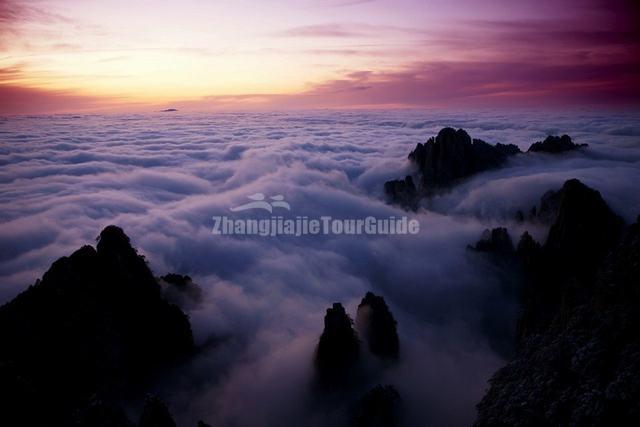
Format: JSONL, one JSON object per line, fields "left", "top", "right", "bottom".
{"left": 0, "top": 225, "right": 194, "bottom": 426}
{"left": 385, "top": 128, "right": 587, "bottom": 210}
{"left": 472, "top": 179, "right": 639, "bottom": 426}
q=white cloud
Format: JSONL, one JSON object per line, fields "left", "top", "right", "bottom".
{"left": 0, "top": 110, "right": 639, "bottom": 426}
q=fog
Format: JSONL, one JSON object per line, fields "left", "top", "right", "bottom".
{"left": 1, "top": 109, "right": 639, "bottom": 426}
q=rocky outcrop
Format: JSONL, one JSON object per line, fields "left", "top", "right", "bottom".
{"left": 356, "top": 292, "right": 399, "bottom": 360}
{"left": 527, "top": 134, "right": 587, "bottom": 153}
{"left": 384, "top": 128, "right": 521, "bottom": 208}
{"left": 408, "top": 128, "right": 520, "bottom": 192}
{"left": 313, "top": 300, "right": 403, "bottom": 425}
{"left": 524, "top": 187, "right": 564, "bottom": 225}
{"left": 467, "top": 227, "right": 522, "bottom": 357}
{"left": 517, "top": 179, "right": 624, "bottom": 339}
{"left": 384, "top": 175, "right": 418, "bottom": 211}
{"left": 0, "top": 225, "right": 194, "bottom": 427}
{"left": 385, "top": 129, "right": 589, "bottom": 210}
{"left": 160, "top": 273, "right": 203, "bottom": 308}
{"left": 73, "top": 398, "right": 134, "bottom": 427}
{"left": 315, "top": 303, "right": 360, "bottom": 389}
{"left": 544, "top": 179, "right": 624, "bottom": 276}
{"left": 536, "top": 188, "right": 563, "bottom": 224}
{"left": 352, "top": 385, "right": 402, "bottom": 427}
{"left": 316, "top": 293, "right": 401, "bottom": 385}
{"left": 474, "top": 181, "right": 639, "bottom": 427}
{"left": 514, "top": 231, "right": 542, "bottom": 273}
{"left": 139, "top": 396, "right": 177, "bottom": 427}
{"left": 518, "top": 188, "right": 564, "bottom": 224}
{"left": 468, "top": 227, "right": 515, "bottom": 256}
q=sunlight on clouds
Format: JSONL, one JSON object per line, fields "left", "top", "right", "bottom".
{"left": 1, "top": 0, "right": 421, "bottom": 102}
{"left": 0, "top": 0, "right": 638, "bottom": 111}
{"left": 16, "top": 49, "right": 322, "bottom": 99}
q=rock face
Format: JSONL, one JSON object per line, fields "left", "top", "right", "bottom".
{"left": 515, "top": 231, "right": 542, "bottom": 272}
{"left": 383, "top": 175, "right": 418, "bottom": 211}
{"left": 527, "top": 134, "right": 588, "bottom": 153}
{"left": 384, "top": 128, "right": 520, "bottom": 208}
{"left": 73, "top": 398, "right": 134, "bottom": 427}
{"left": 408, "top": 128, "right": 520, "bottom": 192}
{"left": 160, "top": 273, "right": 203, "bottom": 308}
{"left": 518, "top": 179, "right": 625, "bottom": 339}
{"left": 352, "top": 384, "right": 402, "bottom": 427}
{"left": 475, "top": 181, "right": 639, "bottom": 427}
{"left": 534, "top": 188, "right": 563, "bottom": 224}
{"left": 468, "top": 227, "right": 515, "bottom": 256}
{"left": 468, "top": 227, "right": 521, "bottom": 357}
{"left": 316, "top": 294, "right": 401, "bottom": 385}
{"left": 356, "top": 292, "right": 399, "bottom": 360}
{"left": 315, "top": 296, "right": 402, "bottom": 424}
{"left": 0, "top": 225, "right": 194, "bottom": 427}
{"left": 385, "top": 129, "right": 589, "bottom": 210}
{"left": 544, "top": 179, "right": 624, "bottom": 276}
{"left": 315, "top": 303, "right": 360, "bottom": 389}
{"left": 139, "top": 396, "right": 178, "bottom": 427}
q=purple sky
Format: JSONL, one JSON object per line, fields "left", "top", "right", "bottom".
{"left": 0, "top": 0, "right": 638, "bottom": 113}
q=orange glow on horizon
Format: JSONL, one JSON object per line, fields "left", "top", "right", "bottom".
{"left": 0, "top": 0, "right": 638, "bottom": 114}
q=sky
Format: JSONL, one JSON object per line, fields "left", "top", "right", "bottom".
{"left": 0, "top": 0, "right": 639, "bottom": 113}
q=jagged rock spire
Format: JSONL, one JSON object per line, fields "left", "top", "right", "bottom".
{"left": 315, "top": 303, "right": 360, "bottom": 389}
{"left": 356, "top": 292, "right": 399, "bottom": 360}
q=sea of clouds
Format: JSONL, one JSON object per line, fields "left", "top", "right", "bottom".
{"left": 1, "top": 109, "right": 639, "bottom": 426}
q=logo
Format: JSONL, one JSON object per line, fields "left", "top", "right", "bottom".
{"left": 214, "top": 192, "right": 420, "bottom": 237}
{"left": 229, "top": 193, "right": 291, "bottom": 213}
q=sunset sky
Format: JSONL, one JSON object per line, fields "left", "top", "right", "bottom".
{"left": 1, "top": 0, "right": 639, "bottom": 114}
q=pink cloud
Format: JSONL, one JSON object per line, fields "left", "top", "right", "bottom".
{"left": 277, "top": 22, "right": 426, "bottom": 39}
{"left": 0, "top": 0, "right": 72, "bottom": 26}
{"left": 0, "top": 84, "right": 120, "bottom": 115}
{"left": 277, "top": 24, "right": 366, "bottom": 38}
{"left": 300, "top": 60, "right": 640, "bottom": 107}
{"left": 1, "top": 0, "right": 639, "bottom": 113}
{"left": 171, "top": 57, "right": 639, "bottom": 111}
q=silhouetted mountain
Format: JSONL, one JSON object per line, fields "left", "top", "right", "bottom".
{"left": 514, "top": 231, "right": 542, "bottom": 272}
{"left": 162, "top": 273, "right": 194, "bottom": 287}
{"left": 516, "top": 186, "right": 565, "bottom": 225}
{"left": 73, "top": 398, "right": 134, "bottom": 427}
{"left": 139, "top": 396, "right": 177, "bottom": 427}
{"left": 408, "top": 128, "right": 520, "bottom": 192}
{"left": 535, "top": 188, "right": 563, "bottom": 224}
{"left": 467, "top": 227, "right": 521, "bottom": 357}
{"left": 352, "top": 385, "right": 402, "bottom": 427}
{"left": 356, "top": 292, "right": 399, "bottom": 360}
{"left": 315, "top": 303, "right": 360, "bottom": 390}
{"left": 384, "top": 175, "right": 418, "bottom": 211}
{"left": 475, "top": 181, "right": 639, "bottom": 427}
{"left": 313, "top": 297, "right": 404, "bottom": 425}
{"left": 160, "top": 273, "right": 203, "bottom": 308}
{"left": 468, "top": 227, "right": 515, "bottom": 257}
{"left": 0, "top": 225, "right": 194, "bottom": 427}
{"left": 517, "top": 179, "right": 625, "bottom": 339}
{"left": 385, "top": 127, "right": 520, "bottom": 207}
{"left": 384, "top": 129, "right": 591, "bottom": 210}
{"left": 527, "top": 134, "right": 587, "bottom": 153}
{"left": 544, "top": 179, "right": 624, "bottom": 276}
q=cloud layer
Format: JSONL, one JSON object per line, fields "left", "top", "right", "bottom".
{"left": 1, "top": 110, "right": 639, "bottom": 425}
